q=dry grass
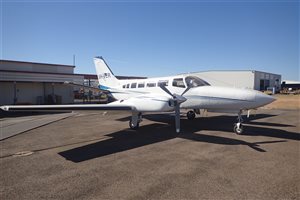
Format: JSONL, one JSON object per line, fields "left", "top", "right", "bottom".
{"left": 263, "top": 94, "right": 300, "bottom": 110}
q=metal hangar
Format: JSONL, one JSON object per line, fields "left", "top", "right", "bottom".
{"left": 188, "top": 70, "right": 281, "bottom": 92}
{"left": 0, "top": 60, "right": 84, "bottom": 105}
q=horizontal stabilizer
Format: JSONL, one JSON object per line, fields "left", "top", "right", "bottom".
{"left": 64, "top": 81, "right": 107, "bottom": 92}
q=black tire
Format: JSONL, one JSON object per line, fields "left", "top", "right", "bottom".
{"left": 129, "top": 120, "right": 139, "bottom": 130}
{"left": 234, "top": 123, "right": 244, "bottom": 135}
{"left": 187, "top": 111, "right": 196, "bottom": 120}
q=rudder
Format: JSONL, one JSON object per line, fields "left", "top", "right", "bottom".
{"left": 94, "top": 56, "right": 119, "bottom": 88}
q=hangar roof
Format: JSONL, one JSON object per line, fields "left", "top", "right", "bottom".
{"left": 0, "top": 59, "right": 75, "bottom": 68}
{"left": 181, "top": 70, "right": 281, "bottom": 76}
{"left": 0, "top": 69, "right": 82, "bottom": 76}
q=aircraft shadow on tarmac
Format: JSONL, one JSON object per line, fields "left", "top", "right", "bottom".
{"left": 58, "top": 114, "right": 299, "bottom": 163}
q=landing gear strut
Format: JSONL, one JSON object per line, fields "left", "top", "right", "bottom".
{"left": 234, "top": 110, "right": 244, "bottom": 135}
{"left": 187, "top": 110, "right": 196, "bottom": 120}
{"left": 129, "top": 112, "right": 142, "bottom": 130}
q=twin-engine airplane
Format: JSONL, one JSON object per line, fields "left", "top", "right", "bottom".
{"left": 1, "top": 57, "right": 275, "bottom": 134}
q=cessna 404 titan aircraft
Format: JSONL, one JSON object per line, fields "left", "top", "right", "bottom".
{"left": 1, "top": 56, "right": 275, "bottom": 134}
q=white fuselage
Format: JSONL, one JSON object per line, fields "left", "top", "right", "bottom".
{"left": 103, "top": 74, "right": 275, "bottom": 113}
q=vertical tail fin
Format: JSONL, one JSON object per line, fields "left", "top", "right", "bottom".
{"left": 94, "top": 56, "right": 119, "bottom": 89}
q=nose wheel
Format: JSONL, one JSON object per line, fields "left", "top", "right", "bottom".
{"left": 234, "top": 111, "right": 244, "bottom": 135}
{"left": 234, "top": 123, "right": 244, "bottom": 134}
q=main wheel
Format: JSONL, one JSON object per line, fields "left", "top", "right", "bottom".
{"left": 187, "top": 111, "right": 196, "bottom": 120}
{"left": 234, "top": 123, "right": 244, "bottom": 135}
{"left": 129, "top": 119, "right": 139, "bottom": 130}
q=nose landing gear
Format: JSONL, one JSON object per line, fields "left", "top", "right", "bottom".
{"left": 234, "top": 110, "right": 244, "bottom": 134}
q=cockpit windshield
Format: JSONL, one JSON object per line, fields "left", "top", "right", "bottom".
{"left": 185, "top": 76, "right": 210, "bottom": 88}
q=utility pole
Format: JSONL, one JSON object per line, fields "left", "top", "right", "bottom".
{"left": 73, "top": 54, "right": 76, "bottom": 67}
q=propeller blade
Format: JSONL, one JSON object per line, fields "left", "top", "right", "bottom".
{"left": 175, "top": 104, "right": 181, "bottom": 133}
{"left": 159, "top": 85, "right": 174, "bottom": 98}
{"left": 181, "top": 86, "right": 192, "bottom": 96}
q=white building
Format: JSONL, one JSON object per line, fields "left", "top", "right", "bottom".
{"left": 0, "top": 60, "right": 84, "bottom": 105}
{"left": 187, "top": 70, "right": 281, "bottom": 91}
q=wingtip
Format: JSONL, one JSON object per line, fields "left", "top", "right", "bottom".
{"left": 0, "top": 106, "right": 9, "bottom": 111}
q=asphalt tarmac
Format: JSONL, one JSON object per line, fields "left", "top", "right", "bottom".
{"left": 0, "top": 109, "right": 299, "bottom": 199}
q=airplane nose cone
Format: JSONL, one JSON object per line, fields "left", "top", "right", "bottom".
{"left": 255, "top": 92, "right": 276, "bottom": 107}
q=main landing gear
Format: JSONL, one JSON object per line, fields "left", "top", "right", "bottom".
{"left": 234, "top": 110, "right": 244, "bottom": 135}
{"left": 187, "top": 110, "right": 196, "bottom": 120}
{"left": 187, "top": 109, "right": 200, "bottom": 120}
{"left": 129, "top": 112, "right": 142, "bottom": 130}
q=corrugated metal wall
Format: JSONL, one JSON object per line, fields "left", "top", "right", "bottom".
{"left": 0, "top": 82, "right": 74, "bottom": 105}
{"left": 254, "top": 71, "right": 281, "bottom": 91}
{"left": 188, "top": 71, "right": 255, "bottom": 89}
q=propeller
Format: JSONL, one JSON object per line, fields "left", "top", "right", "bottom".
{"left": 159, "top": 85, "right": 192, "bottom": 133}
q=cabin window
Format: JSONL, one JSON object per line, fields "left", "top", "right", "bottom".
{"left": 147, "top": 83, "right": 156, "bottom": 87}
{"left": 185, "top": 76, "right": 210, "bottom": 88}
{"left": 172, "top": 78, "right": 185, "bottom": 88}
{"left": 158, "top": 80, "right": 169, "bottom": 87}
{"left": 138, "top": 82, "right": 145, "bottom": 88}
{"left": 131, "top": 83, "right": 137, "bottom": 88}
{"left": 126, "top": 84, "right": 130, "bottom": 88}
{"left": 122, "top": 85, "right": 126, "bottom": 88}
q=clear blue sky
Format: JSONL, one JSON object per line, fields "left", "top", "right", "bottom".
{"left": 1, "top": 0, "right": 299, "bottom": 80}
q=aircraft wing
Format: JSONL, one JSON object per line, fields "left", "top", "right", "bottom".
{"left": 0, "top": 103, "right": 133, "bottom": 112}
{"left": 1, "top": 93, "right": 174, "bottom": 113}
